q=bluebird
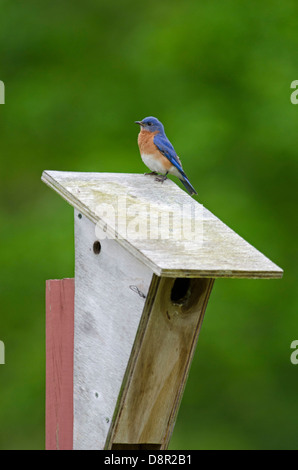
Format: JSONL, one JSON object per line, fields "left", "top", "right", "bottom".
{"left": 135, "top": 116, "right": 197, "bottom": 196}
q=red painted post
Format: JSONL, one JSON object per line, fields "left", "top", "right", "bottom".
{"left": 45, "top": 279, "right": 74, "bottom": 450}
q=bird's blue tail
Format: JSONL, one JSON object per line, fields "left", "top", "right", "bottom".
{"left": 179, "top": 176, "right": 197, "bottom": 196}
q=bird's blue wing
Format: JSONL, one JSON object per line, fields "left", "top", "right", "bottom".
{"left": 153, "top": 133, "right": 185, "bottom": 176}
{"left": 154, "top": 133, "right": 197, "bottom": 195}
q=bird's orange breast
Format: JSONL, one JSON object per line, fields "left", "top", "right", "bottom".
{"left": 137, "top": 129, "right": 158, "bottom": 154}
{"left": 137, "top": 130, "right": 174, "bottom": 172}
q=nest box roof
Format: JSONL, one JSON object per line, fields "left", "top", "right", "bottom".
{"left": 42, "top": 170, "right": 283, "bottom": 279}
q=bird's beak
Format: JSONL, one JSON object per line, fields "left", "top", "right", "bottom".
{"left": 135, "top": 120, "right": 144, "bottom": 126}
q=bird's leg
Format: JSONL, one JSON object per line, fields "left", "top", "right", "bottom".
{"left": 144, "top": 171, "right": 158, "bottom": 176}
{"left": 155, "top": 172, "right": 168, "bottom": 183}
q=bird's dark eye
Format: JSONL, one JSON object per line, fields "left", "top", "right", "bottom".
{"left": 147, "top": 122, "right": 152, "bottom": 126}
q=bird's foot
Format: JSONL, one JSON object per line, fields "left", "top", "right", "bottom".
{"left": 144, "top": 171, "right": 158, "bottom": 176}
{"left": 155, "top": 174, "right": 168, "bottom": 183}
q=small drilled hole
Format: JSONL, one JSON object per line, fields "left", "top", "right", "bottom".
{"left": 78, "top": 213, "right": 82, "bottom": 219}
{"left": 93, "top": 241, "right": 101, "bottom": 255}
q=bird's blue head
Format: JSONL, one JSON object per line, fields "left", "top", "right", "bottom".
{"left": 135, "top": 116, "right": 164, "bottom": 134}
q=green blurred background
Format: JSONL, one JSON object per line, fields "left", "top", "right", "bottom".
{"left": 0, "top": 0, "right": 297, "bottom": 449}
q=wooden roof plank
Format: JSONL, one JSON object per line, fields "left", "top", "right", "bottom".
{"left": 41, "top": 170, "right": 283, "bottom": 279}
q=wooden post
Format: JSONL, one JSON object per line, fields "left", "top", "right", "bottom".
{"left": 42, "top": 171, "right": 283, "bottom": 450}
{"left": 46, "top": 278, "right": 74, "bottom": 450}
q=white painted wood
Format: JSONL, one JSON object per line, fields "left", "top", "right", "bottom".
{"left": 42, "top": 170, "right": 283, "bottom": 279}
{"left": 73, "top": 210, "right": 153, "bottom": 450}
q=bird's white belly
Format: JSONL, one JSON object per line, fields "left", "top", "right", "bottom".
{"left": 141, "top": 153, "right": 167, "bottom": 174}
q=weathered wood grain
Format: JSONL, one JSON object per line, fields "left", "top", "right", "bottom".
{"left": 106, "top": 276, "right": 214, "bottom": 448}
{"left": 46, "top": 278, "right": 74, "bottom": 450}
{"left": 41, "top": 171, "right": 283, "bottom": 279}
{"left": 73, "top": 210, "right": 153, "bottom": 449}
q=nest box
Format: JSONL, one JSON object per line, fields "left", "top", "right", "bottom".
{"left": 42, "top": 170, "right": 283, "bottom": 450}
